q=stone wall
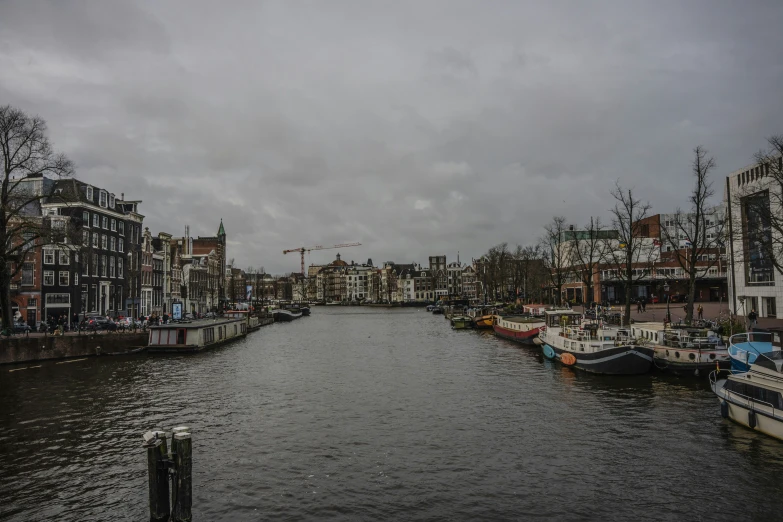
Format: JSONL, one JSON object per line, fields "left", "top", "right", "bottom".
{"left": 0, "top": 333, "right": 148, "bottom": 365}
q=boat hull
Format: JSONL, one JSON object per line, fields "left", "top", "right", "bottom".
{"left": 543, "top": 343, "right": 654, "bottom": 375}
{"left": 452, "top": 318, "right": 473, "bottom": 329}
{"left": 273, "top": 310, "right": 302, "bottom": 322}
{"left": 493, "top": 324, "right": 541, "bottom": 345}
{"left": 473, "top": 315, "right": 494, "bottom": 329}
{"left": 653, "top": 346, "right": 730, "bottom": 376}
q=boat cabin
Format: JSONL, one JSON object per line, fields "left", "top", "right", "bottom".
{"left": 148, "top": 317, "right": 248, "bottom": 353}
{"left": 544, "top": 309, "right": 582, "bottom": 328}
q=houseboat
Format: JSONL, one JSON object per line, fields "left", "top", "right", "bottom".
{"left": 493, "top": 315, "right": 545, "bottom": 345}
{"left": 538, "top": 309, "right": 653, "bottom": 375}
{"left": 224, "top": 310, "right": 263, "bottom": 332}
{"left": 728, "top": 330, "right": 781, "bottom": 372}
{"left": 147, "top": 317, "right": 248, "bottom": 354}
{"left": 630, "top": 322, "right": 730, "bottom": 376}
{"left": 451, "top": 316, "right": 473, "bottom": 330}
{"left": 711, "top": 352, "right": 783, "bottom": 441}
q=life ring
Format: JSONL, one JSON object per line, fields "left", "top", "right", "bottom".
{"left": 560, "top": 353, "right": 577, "bottom": 366}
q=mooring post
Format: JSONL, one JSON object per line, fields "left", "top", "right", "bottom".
{"left": 143, "top": 430, "right": 171, "bottom": 522}
{"left": 171, "top": 431, "right": 193, "bottom": 522}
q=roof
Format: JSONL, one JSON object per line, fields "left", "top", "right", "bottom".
{"left": 218, "top": 219, "right": 226, "bottom": 236}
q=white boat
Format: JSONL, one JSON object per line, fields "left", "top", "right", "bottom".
{"left": 147, "top": 317, "right": 248, "bottom": 353}
{"left": 538, "top": 309, "right": 653, "bottom": 375}
{"left": 711, "top": 352, "right": 783, "bottom": 441}
{"left": 630, "top": 322, "right": 730, "bottom": 376}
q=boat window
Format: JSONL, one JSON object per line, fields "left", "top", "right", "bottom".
{"left": 724, "top": 379, "right": 783, "bottom": 409}
{"left": 177, "top": 329, "right": 186, "bottom": 345}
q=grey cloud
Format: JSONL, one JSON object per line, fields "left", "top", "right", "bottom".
{"left": 1, "top": 0, "right": 782, "bottom": 272}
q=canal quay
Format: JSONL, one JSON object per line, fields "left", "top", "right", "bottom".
{"left": 0, "top": 308, "right": 781, "bottom": 521}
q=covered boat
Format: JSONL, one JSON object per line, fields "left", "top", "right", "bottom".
{"left": 538, "top": 310, "right": 653, "bottom": 375}
{"left": 273, "top": 309, "right": 302, "bottom": 322}
{"left": 728, "top": 330, "right": 782, "bottom": 372}
{"left": 711, "top": 352, "right": 783, "bottom": 441}
{"left": 451, "top": 316, "right": 473, "bottom": 329}
{"left": 493, "top": 315, "right": 545, "bottom": 345}
{"left": 147, "top": 317, "right": 248, "bottom": 354}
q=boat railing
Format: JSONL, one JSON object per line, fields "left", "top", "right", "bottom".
{"left": 729, "top": 332, "right": 773, "bottom": 347}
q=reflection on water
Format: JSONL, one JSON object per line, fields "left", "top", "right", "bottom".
{"left": 0, "top": 307, "right": 781, "bottom": 521}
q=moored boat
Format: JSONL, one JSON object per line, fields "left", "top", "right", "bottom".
{"left": 630, "top": 322, "right": 730, "bottom": 376}
{"left": 273, "top": 309, "right": 303, "bottom": 322}
{"left": 432, "top": 307, "right": 443, "bottom": 315}
{"left": 493, "top": 315, "right": 545, "bottom": 345}
{"left": 147, "top": 317, "right": 248, "bottom": 354}
{"left": 538, "top": 309, "right": 653, "bottom": 375}
{"left": 474, "top": 314, "right": 495, "bottom": 329}
{"left": 728, "top": 331, "right": 781, "bottom": 373}
{"left": 711, "top": 352, "right": 783, "bottom": 441}
{"left": 451, "top": 316, "right": 473, "bottom": 329}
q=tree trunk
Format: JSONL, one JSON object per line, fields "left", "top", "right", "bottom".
{"left": 687, "top": 269, "right": 697, "bottom": 324}
{"left": 0, "top": 257, "right": 12, "bottom": 330}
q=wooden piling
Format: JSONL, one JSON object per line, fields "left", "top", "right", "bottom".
{"left": 143, "top": 431, "right": 171, "bottom": 522}
{"left": 171, "top": 431, "right": 192, "bottom": 522}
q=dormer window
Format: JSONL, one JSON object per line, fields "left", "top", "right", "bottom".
{"left": 99, "top": 190, "right": 107, "bottom": 208}
{"left": 109, "top": 194, "right": 115, "bottom": 208}
{"left": 86, "top": 186, "right": 93, "bottom": 201}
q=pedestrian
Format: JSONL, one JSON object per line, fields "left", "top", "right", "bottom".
{"left": 748, "top": 308, "right": 758, "bottom": 329}
{"left": 697, "top": 304, "right": 703, "bottom": 320}
{"left": 637, "top": 300, "right": 642, "bottom": 313}
{"left": 642, "top": 297, "right": 647, "bottom": 313}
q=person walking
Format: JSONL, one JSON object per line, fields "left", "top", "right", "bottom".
{"left": 748, "top": 309, "right": 758, "bottom": 329}
{"left": 637, "top": 300, "right": 642, "bottom": 313}
{"left": 697, "top": 304, "right": 703, "bottom": 321}
{"left": 642, "top": 297, "right": 647, "bottom": 312}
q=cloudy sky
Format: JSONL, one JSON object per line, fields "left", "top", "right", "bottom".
{"left": 2, "top": 1, "right": 782, "bottom": 273}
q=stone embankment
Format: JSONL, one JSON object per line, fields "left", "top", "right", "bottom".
{"left": 0, "top": 332, "right": 148, "bottom": 365}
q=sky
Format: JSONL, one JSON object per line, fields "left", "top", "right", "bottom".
{"left": 2, "top": 1, "right": 782, "bottom": 274}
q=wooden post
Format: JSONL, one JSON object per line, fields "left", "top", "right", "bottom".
{"left": 171, "top": 431, "right": 192, "bottom": 522}
{"left": 143, "top": 431, "right": 170, "bottom": 522}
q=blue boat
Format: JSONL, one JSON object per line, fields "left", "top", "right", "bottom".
{"left": 728, "top": 331, "right": 781, "bottom": 372}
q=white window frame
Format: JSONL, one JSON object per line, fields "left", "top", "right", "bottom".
{"left": 99, "top": 190, "right": 107, "bottom": 208}
{"left": 86, "top": 186, "right": 93, "bottom": 201}
{"left": 110, "top": 237, "right": 116, "bottom": 251}
{"left": 101, "top": 255, "right": 107, "bottom": 277}
{"left": 102, "top": 216, "right": 108, "bottom": 229}
{"left": 93, "top": 213, "right": 99, "bottom": 227}
{"left": 43, "top": 270, "right": 54, "bottom": 286}
{"left": 83, "top": 211, "right": 89, "bottom": 226}
{"left": 82, "top": 230, "right": 90, "bottom": 246}
{"left": 111, "top": 218, "right": 116, "bottom": 232}
{"left": 43, "top": 249, "right": 55, "bottom": 265}
{"left": 59, "top": 271, "right": 69, "bottom": 286}
{"left": 119, "top": 238, "right": 124, "bottom": 253}
{"left": 83, "top": 255, "right": 89, "bottom": 276}
{"left": 102, "top": 234, "right": 107, "bottom": 250}
{"left": 59, "top": 251, "right": 69, "bottom": 265}
{"left": 109, "top": 194, "right": 115, "bottom": 209}
{"left": 110, "top": 257, "right": 116, "bottom": 278}
{"left": 119, "top": 221, "right": 124, "bottom": 235}
{"left": 118, "top": 258, "right": 123, "bottom": 278}
{"left": 92, "top": 233, "right": 99, "bottom": 248}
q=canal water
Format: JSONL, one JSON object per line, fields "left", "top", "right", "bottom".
{"left": 1, "top": 307, "right": 781, "bottom": 521}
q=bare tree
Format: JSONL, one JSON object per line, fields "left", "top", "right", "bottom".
{"left": 0, "top": 105, "right": 73, "bottom": 329}
{"left": 660, "top": 147, "right": 724, "bottom": 323}
{"left": 601, "top": 182, "right": 657, "bottom": 325}
{"left": 515, "top": 244, "right": 545, "bottom": 303}
{"left": 567, "top": 217, "right": 605, "bottom": 305}
{"left": 540, "top": 216, "right": 570, "bottom": 306}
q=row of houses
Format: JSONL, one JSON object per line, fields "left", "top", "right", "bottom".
{"left": 9, "top": 175, "right": 229, "bottom": 326}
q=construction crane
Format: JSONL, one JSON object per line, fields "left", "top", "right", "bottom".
{"left": 283, "top": 242, "right": 362, "bottom": 275}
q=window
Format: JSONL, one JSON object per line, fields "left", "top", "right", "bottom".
{"left": 119, "top": 238, "right": 124, "bottom": 253}
{"left": 93, "top": 213, "right": 99, "bottom": 227}
{"left": 43, "top": 270, "right": 54, "bottom": 286}
{"left": 59, "top": 271, "right": 69, "bottom": 286}
{"left": 110, "top": 257, "right": 115, "bottom": 278}
{"left": 109, "top": 194, "right": 115, "bottom": 208}
{"left": 92, "top": 255, "right": 98, "bottom": 276}
{"left": 111, "top": 218, "right": 116, "bottom": 231}
{"left": 81, "top": 285, "right": 88, "bottom": 313}
{"left": 21, "top": 263, "right": 34, "bottom": 286}
{"left": 83, "top": 254, "right": 89, "bottom": 276}
{"left": 118, "top": 258, "right": 123, "bottom": 278}
{"left": 91, "top": 285, "right": 97, "bottom": 312}
{"left": 119, "top": 222, "right": 124, "bottom": 235}
{"left": 101, "top": 255, "right": 107, "bottom": 277}
{"left": 99, "top": 190, "right": 107, "bottom": 208}
{"left": 102, "top": 234, "right": 107, "bottom": 250}
{"left": 92, "top": 233, "right": 99, "bottom": 248}
{"left": 59, "top": 251, "right": 69, "bottom": 265}
{"left": 86, "top": 186, "right": 93, "bottom": 201}
{"left": 82, "top": 230, "right": 90, "bottom": 246}
{"left": 102, "top": 216, "right": 108, "bottom": 229}
{"left": 765, "top": 297, "right": 777, "bottom": 318}
{"left": 110, "top": 237, "right": 116, "bottom": 251}
{"left": 83, "top": 211, "right": 89, "bottom": 225}
{"left": 43, "top": 249, "right": 55, "bottom": 264}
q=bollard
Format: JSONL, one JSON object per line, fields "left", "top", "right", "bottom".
{"left": 143, "top": 431, "right": 171, "bottom": 522}
{"left": 171, "top": 432, "right": 192, "bottom": 522}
